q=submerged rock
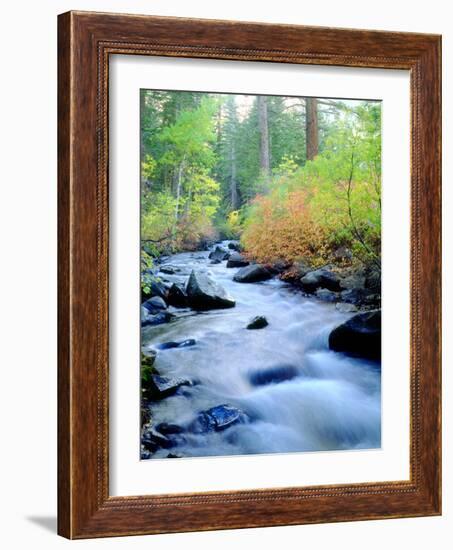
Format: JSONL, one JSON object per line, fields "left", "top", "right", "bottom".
{"left": 208, "top": 246, "right": 230, "bottom": 262}
{"left": 300, "top": 268, "right": 341, "bottom": 293}
{"left": 329, "top": 310, "right": 381, "bottom": 360}
{"left": 186, "top": 270, "right": 236, "bottom": 310}
{"left": 233, "top": 264, "right": 273, "bottom": 283}
{"left": 246, "top": 316, "right": 268, "bottom": 329}
{"left": 226, "top": 252, "right": 249, "bottom": 268}
{"left": 249, "top": 364, "right": 299, "bottom": 386}
{"left": 210, "top": 258, "right": 222, "bottom": 265}
{"left": 156, "top": 339, "right": 196, "bottom": 350}
{"left": 189, "top": 404, "right": 248, "bottom": 433}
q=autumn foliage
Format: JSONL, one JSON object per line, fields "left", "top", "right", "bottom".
{"left": 242, "top": 190, "right": 329, "bottom": 266}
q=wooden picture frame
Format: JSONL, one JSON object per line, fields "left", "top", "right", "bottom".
{"left": 58, "top": 10, "right": 441, "bottom": 539}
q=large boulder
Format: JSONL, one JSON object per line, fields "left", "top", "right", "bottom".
{"left": 226, "top": 252, "right": 249, "bottom": 268}
{"left": 208, "top": 246, "right": 230, "bottom": 262}
{"left": 233, "top": 264, "right": 273, "bottom": 283}
{"left": 329, "top": 310, "right": 381, "bottom": 360}
{"left": 167, "top": 283, "right": 188, "bottom": 308}
{"left": 186, "top": 270, "right": 236, "bottom": 310}
{"left": 189, "top": 404, "right": 248, "bottom": 433}
{"left": 300, "top": 268, "right": 341, "bottom": 293}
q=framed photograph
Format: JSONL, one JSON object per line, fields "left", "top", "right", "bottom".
{"left": 58, "top": 11, "right": 441, "bottom": 539}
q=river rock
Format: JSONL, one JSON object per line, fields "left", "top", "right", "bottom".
{"left": 160, "top": 265, "right": 179, "bottom": 275}
{"left": 233, "top": 264, "right": 273, "bottom": 283}
{"left": 186, "top": 270, "right": 236, "bottom": 310}
{"left": 142, "top": 427, "right": 172, "bottom": 449}
{"left": 144, "top": 374, "right": 192, "bottom": 400}
{"left": 142, "top": 296, "right": 167, "bottom": 313}
{"left": 335, "top": 302, "right": 358, "bottom": 313}
{"left": 279, "top": 260, "right": 311, "bottom": 283}
{"left": 141, "top": 280, "right": 169, "bottom": 302}
{"left": 227, "top": 241, "right": 242, "bottom": 251}
{"left": 315, "top": 288, "right": 339, "bottom": 302}
{"left": 249, "top": 364, "right": 299, "bottom": 386}
{"left": 189, "top": 404, "right": 248, "bottom": 433}
{"left": 246, "top": 316, "right": 268, "bottom": 329}
{"left": 328, "top": 310, "right": 381, "bottom": 360}
{"left": 210, "top": 258, "right": 222, "bottom": 265}
{"left": 156, "top": 339, "right": 196, "bottom": 350}
{"left": 167, "top": 283, "right": 188, "bottom": 308}
{"left": 226, "top": 252, "right": 249, "bottom": 268}
{"left": 300, "top": 268, "right": 341, "bottom": 293}
{"left": 141, "top": 308, "right": 173, "bottom": 327}
{"left": 208, "top": 245, "right": 230, "bottom": 262}
{"left": 365, "top": 267, "right": 381, "bottom": 292}
{"left": 340, "top": 288, "right": 368, "bottom": 305}
{"left": 155, "top": 422, "right": 184, "bottom": 435}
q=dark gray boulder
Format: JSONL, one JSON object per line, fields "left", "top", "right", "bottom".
{"left": 300, "top": 268, "right": 341, "bottom": 293}
{"left": 167, "top": 283, "right": 188, "bottom": 308}
{"left": 189, "top": 404, "right": 248, "bottom": 434}
{"left": 233, "top": 264, "right": 273, "bottom": 283}
{"left": 186, "top": 270, "right": 235, "bottom": 310}
{"left": 249, "top": 365, "right": 299, "bottom": 386}
{"left": 246, "top": 316, "right": 268, "bottom": 329}
{"left": 329, "top": 310, "right": 381, "bottom": 360}
{"left": 208, "top": 245, "right": 230, "bottom": 262}
{"left": 226, "top": 252, "right": 249, "bottom": 268}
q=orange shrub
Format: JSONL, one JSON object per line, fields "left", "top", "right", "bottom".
{"left": 241, "top": 190, "right": 328, "bottom": 266}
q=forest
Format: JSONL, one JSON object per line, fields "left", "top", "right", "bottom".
{"left": 140, "top": 90, "right": 381, "bottom": 272}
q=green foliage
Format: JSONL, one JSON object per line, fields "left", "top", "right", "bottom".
{"left": 140, "top": 89, "right": 381, "bottom": 268}
{"left": 241, "top": 103, "right": 381, "bottom": 266}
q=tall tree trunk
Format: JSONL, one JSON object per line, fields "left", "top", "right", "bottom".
{"left": 305, "top": 97, "right": 319, "bottom": 161}
{"left": 174, "top": 160, "right": 185, "bottom": 223}
{"left": 257, "top": 95, "right": 271, "bottom": 178}
{"left": 230, "top": 139, "right": 238, "bottom": 210}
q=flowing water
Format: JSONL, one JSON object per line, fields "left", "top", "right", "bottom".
{"left": 142, "top": 243, "right": 381, "bottom": 459}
